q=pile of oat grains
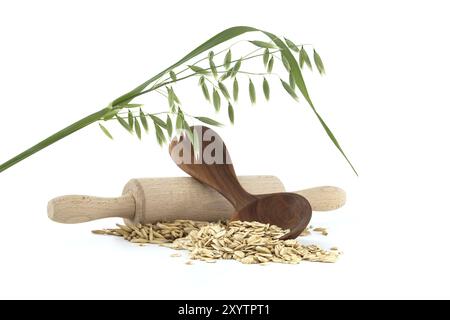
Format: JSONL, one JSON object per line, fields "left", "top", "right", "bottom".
{"left": 93, "top": 220, "right": 340, "bottom": 265}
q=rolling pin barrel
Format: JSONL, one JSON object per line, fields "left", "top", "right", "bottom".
{"left": 47, "top": 176, "right": 346, "bottom": 224}
{"left": 122, "top": 176, "right": 285, "bottom": 224}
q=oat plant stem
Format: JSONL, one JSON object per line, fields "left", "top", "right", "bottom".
{"left": 0, "top": 26, "right": 357, "bottom": 175}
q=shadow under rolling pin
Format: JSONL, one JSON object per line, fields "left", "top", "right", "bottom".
{"left": 47, "top": 176, "right": 346, "bottom": 224}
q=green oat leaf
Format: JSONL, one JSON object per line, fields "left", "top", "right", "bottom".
{"left": 199, "top": 76, "right": 210, "bottom": 102}
{"left": 181, "top": 120, "right": 194, "bottom": 149}
{"left": 313, "top": 49, "right": 325, "bottom": 75}
{"left": 154, "top": 123, "right": 166, "bottom": 146}
{"left": 267, "top": 56, "right": 274, "bottom": 73}
{"left": 224, "top": 49, "right": 232, "bottom": 70}
{"left": 284, "top": 37, "right": 299, "bottom": 52}
{"left": 170, "top": 87, "right": 181, "bottom": 104}
{"left": 289, "top": 72, "right": 295, "bottom": 89}
{"left": 213, "top": 88, "right": 221, "bottom": 111}
{"left": 169, "top": 71, "right": 177, "bottom": 81}
{"left": 228, "top": 102, "right": 235, "bottom": 124}
{"left": 182, "top": 119, "right": 192, "bottom": 135}
{"left": 249, "top": 40, "right": 276, "bottom": 49}
{"left": 167, "top": 87, "right": 175, "bottom": 110}
{"left": 102, "top": 109, "right": 120, "bottom": 121}
{"left": 230, "top": 59, "right": 242, "bottom": 78}
{"left": 263, "top": 48, "right": 270, "bottom": 66}
{"left": 263, "top": 77, "right": 270, "bottom": 101}
{"left": 209, "top": 51, "right": 218, "bottom": 79}
{"left": 282, "top": 54, "right": 291, "bottom": 72}
{"left": 281, "top": 79, "right": 298, "bottom": 101}
{"left": 201, "top": 82, "right": 210, "bottom": 102}
{"left": 128, "top": 110, "right": 134, "bottom": 131}
{"left": 99, "top": 123, "right": 113, "bottom": 140}
{"left": 220, "top": 69, "right": 233, "bottom": 81}
{"left": 198, "top": 75, "right": 205, "bottom": 86}
{"left": 117, "top": 115, "right": 132, "bottom": 133}
{"left": 176, "top": 112, "right": 183, "bottom": 132}
{"left": 139, "top": 108, "right": 149, "bottom": 132}
{"left": 182, "top": 121, "right": 200, "bottom": 157}
{"left": 166, "top": 115, "right": 173, "bottom": 138}
{"left": 299, "top": 46, "right": 312, "bottom": 70}
{"left": 150, "top": 114, "right": 167, "bottom": 129}
{"left": 233, "top": 77, "right": 239, "bottom": 101}
{"left": 265, "top": 31, "right": 356, "bottom": 174}
{"left": 188, "top": 65, "right": 209, "bottom": 75}
{"left": 218, "top": 82, "right": 230, "bottom": 100}
{"left": 195, "top": 116, "right": 223, "bottom": 127}
{"left": 182, "top": 121, "right": 193, "bottom": 138}
{"left": 117, "top": 104, "right": 143, "bottom": 109}
{"left": 249, "top": 79, "right": 256, "bottom": 104}
{"left": 135, "top": 119, "right": 142, "bottom": 140}
{"left": 210, "top": 60, "right": 218, "bottom": 79}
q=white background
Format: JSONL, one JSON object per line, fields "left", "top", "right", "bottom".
{"left": 0, "top": 0, "right": 449, "bottom": 299}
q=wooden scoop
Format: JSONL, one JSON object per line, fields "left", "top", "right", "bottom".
{"left": 169, "top": 126, "right": 312, "bottom": 239}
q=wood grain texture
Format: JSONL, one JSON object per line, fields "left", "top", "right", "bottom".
{"left": 47, "top": 193, "right": 135, "bottom": 223}
{"left": 121, "top": 175, "right": 284, "bottom": 225}
{"left": 298, "top": 186, "right": 346, "bottom": 211}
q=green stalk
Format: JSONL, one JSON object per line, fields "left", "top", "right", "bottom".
{"left": 0, "top": 27, "right": 257, "bottom": 174}
{"left": 0, "top": 26, "right": 357, "bottom": 175}
{"left": 0, "top": 108, "right": 109, "bottom": 173}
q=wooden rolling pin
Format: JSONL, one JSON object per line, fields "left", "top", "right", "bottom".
{"left": 47, "top": 176, "right": 346, "bottom": 224}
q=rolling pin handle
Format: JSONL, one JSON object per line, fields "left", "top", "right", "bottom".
{"left": 47, "top": 193, "right": 136, "bottom": 224}
{"left": 293, "top": 186, "right": 346, "bottom": 211}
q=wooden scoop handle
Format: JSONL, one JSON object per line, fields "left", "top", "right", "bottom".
{"left": 47, "top": 185, "right": 346, "bottom": 224}
{"left": 169, "top": 126, "right": 255, "bottom": 210}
